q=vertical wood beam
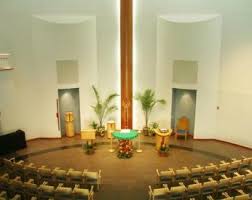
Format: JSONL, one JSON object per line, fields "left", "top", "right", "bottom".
{"left": 121, "top": 0, "right": 133, "bottom": 128}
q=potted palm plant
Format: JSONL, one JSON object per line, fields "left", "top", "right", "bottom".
{"left": 135, "top": 89, "right": 166, "bottom": 136}
{"left": 91, "top": 85, "right": 119, "bottom": 136}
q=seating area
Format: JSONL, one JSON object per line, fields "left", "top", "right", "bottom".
{"left": 150, "top": 156, "right": 252, "bottom": 200}
{"left": 0, "top": 157, "right": 101, "bottom": 200}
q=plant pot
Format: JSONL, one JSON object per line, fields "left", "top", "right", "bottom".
{"left": 158, "top": 151, "right": 168, "bottom": 157}
{"left": 143, "top": 127, "right": 149, "bottom": 136}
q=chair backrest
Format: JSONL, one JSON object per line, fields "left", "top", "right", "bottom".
{"left": 176, "top": 116, "right": 189, "bottom": 130}
{"left": 234, "top": 194, "right": 250, "bottom": 200}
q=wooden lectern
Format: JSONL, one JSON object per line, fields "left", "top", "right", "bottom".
{"left": 155, "top": 128, "right": 172, "bottom": 150}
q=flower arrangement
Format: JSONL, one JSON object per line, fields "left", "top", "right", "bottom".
{"left": 158, "top": 138, "right": 169, "bottom": 156}
{"left": 117, "top": 140, "right": 133, "bottom": 159}
{"left": 83, "top": 141, "right": 95, "bottom": 155}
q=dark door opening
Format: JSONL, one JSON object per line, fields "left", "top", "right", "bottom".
{"left": 58, "top": 88, "right": 81, "bottom": 136}
{"left": 171, "top": 88, "right": 197, "bottom": 135}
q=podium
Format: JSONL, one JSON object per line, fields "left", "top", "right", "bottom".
{"left": 107, "top": 121, "right": 116, "bottom": 139}
{"left": 65, "top": 112, "right": 74, "bottom": 137}
{"left": 155, "top": 128, "right": 172, "bottom": 150}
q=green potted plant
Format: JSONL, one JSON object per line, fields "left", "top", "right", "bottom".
{"left": 91, "top": 85, "right": 119, "bottom": 137}
{"left": 89, "top": 121, "right": 98, "bottom": 130}
{"left": 83, "top": 141, "right": 95, "bottom": 155}
{"left": 159, "top": 143, "right": 169, "bottom": 157}
{"left": 149, "top": 122, "right": 159, "bottom": 136}
{"left": 135, "top": 89, "right": 166, "bottom": 136}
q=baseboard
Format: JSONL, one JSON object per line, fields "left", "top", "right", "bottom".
{"left": 193, "top": 137, "right": 252, "bottom": 150}
{"left": 27, "top": 136, "right": 62, "bottom": 142}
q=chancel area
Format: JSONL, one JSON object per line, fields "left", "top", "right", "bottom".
{"left": 0, "top": 0, "right": 252, "bottom": 200}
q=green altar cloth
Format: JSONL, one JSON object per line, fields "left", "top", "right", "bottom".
{"left": 112, "top": 130, "right": 138, "bottom": 140}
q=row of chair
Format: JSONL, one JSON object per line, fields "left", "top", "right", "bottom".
{"left": 156, "top": 156, "right": 252, "bottom": 185}
{"left": 0, "top": 191, "right": 21, "bottom": 200}
{"left": 149, "top": 184, "right": 251, "bottom": 200}
{"left": 149, "top": 170, "right": 252, "bottom": 200}
{"left": 0, "top": 173, "right": 94, "bottom": 200}
{"left": 2, "top": 158, "right": 101, "bottom": 191}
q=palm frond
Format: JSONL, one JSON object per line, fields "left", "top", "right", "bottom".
{"left": 104, "top": 105, "right": 118, "bottom": 118}
{"left": 92, "top": 85, "right": 101, "bottom": 104}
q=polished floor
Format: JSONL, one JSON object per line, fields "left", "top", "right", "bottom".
{"left": 6, "top": 135, "right": 252, "bottom": 200}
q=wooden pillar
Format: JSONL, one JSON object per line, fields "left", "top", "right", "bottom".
{"left": 121, "top": 0, "right": 133, "bottom": 129}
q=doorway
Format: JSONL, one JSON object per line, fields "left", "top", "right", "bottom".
{"left": 58, "top": 88, "right": 81, "bottom": 136}
{"left": 171, "top": 88, "right": 197, "bottom": 135}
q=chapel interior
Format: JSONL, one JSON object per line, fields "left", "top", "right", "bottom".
{"left": 0, "top": 0, "right": 252, "bottom": 200}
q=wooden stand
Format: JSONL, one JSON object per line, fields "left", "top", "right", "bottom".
{"left": 107, "top": 121, "right": 116, "bottom": 139}
{"left": 155, "top": 129, "right": 172, "bottom": 150}
{"left": 65, "top": 112, "right": 74, "bottom": 137}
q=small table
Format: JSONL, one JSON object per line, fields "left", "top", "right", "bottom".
{"left": 112, "top": 130, "right": 138, "bottom": 158}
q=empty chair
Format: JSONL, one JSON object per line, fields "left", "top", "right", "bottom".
{"left": 216, "top": 176, "right": 231, "bottom": 197}
{"left": 148, "top": 185, "right": 169, "bottom": 200}
{"left": 217, "top": 162, "right": 229, "bottom": 177}
{"left": 9, "top": 176, "right": 24, "bottom": 199}
{"left": 168, "top": 183, "right": 186, "bottom": 200}
{"left": 10, "top": 194, "right": 22, "bottom": 200}
{"left": 13, "top": 160, "right": 25, "bottom": 180}
{"left": 240, "top": 156, "right": 252, "bottom": 172}
{"left": 52, "top": 167, "right": 67, "bottom": 185}
{"left": 24, "top": 163, "right": 38, "bottom": 183}
{"left": 203, "top": 164, "right": 217, "bottom": 181}
{"left": 243, "top": 170, "right": 252, "bottom": 192}
{"left": 72, "top": 184, "right": 94, "bottom": 200}
{"left": 186, "top": 182, "right": 202, "bottom": 200}
{"left": 0, "top": 191, "right": 7, "bottom": 200}
{"left": 3, "top": 158, "right": 15, "bottom": 175}
{"left": 84, "top": 169, "right": 101, "bottom": 191}
{"left": 156, "top": 169, "right": 175, "bottom": 185}
{"left": 38, "top": 181, "right": 55, "bottom": 200}
{"left": 233, "top": 189, "right": 250, "bottom": 200}
{"left": 23, "top": 179, "right": 38, "bottom": 200}
{"left": 229, "top": 173, "right": 244, "bottom": 191}
{"left": 201, "top": 179, "right": 218, "bottom": 199}
{"left": 0, "top": 173, "right": 9, "bottom": 191}
{"left": 175, "top": 167, "right": 190, "bottom": 184}
{"left": 54, "top": 183, "right": 72, "bottom": 200}
{"left": 37, "top": 166, "right": 52, "bottom": 184}
{"left": 175, "top": 116, "right": 189, "bottom": 140}
{"left": 220, "top": 192, "right": 234, "bottom": 200}
{"left": 227, "top": 159, "right": 241, "bottom": 176}
{"left": 67, "top": 168, "right": 85, "bottom": 187}
{"left": 190, "top": 165, "right": 204, "bottom": 181}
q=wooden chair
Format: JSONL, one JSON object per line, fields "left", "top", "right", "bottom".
{"left": 187, "top": 182, "right": 202, "bottom": 199}
{"left": 24, "top": 163, "right": 38, "bottom": 183}
{"left": 38, "top": 181, "right": 55, "bottom": 200}
{"left": 52, "top": 167, "right": 67, "bottom": 186}
{"left": 175, "top": 167, "right": 190, "bottom": 184}
{"left": 175, "top": 116, "right": 189, "bottom": 140}
{"left": 23, "top": 179, "right": 38, "bottom": 200}
{"left": 72, "top": 184, "right": 94, "bottom": 200}
{"left": 156, "top": 169, "right": 175, "bottom": 186}
{"left": 84, "top": 169, "right": 101, "bottom": 191}
{"left": 37, "top": 166, "right": 52, "bottom": 184}
{"left": 168, "top": 183, "right": 186, "bottom": 200}
{"left": 203, "top": 164, "right": 217, "bottom": 181}
{"left": 190, "top": 165, "right": 204, "bottom": 181}
{"left": 54, "top": 183, "right": 72, "bottom": 200}
{"left": 67, "top": 168, "right": 85, "bottom": 187}
{"left": 148, "top": 185, "right": 169, "bottom": 200}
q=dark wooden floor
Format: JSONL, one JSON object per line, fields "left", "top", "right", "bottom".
{"left": 9, "top": 135, "right": 252, "bottom": 200}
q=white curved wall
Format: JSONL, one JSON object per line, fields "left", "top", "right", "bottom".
{"left": 134, "top": 0, "right": 252, "bottom": 148}
{"left": 0, "top": 0, "right": 120, "bottom": 139}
